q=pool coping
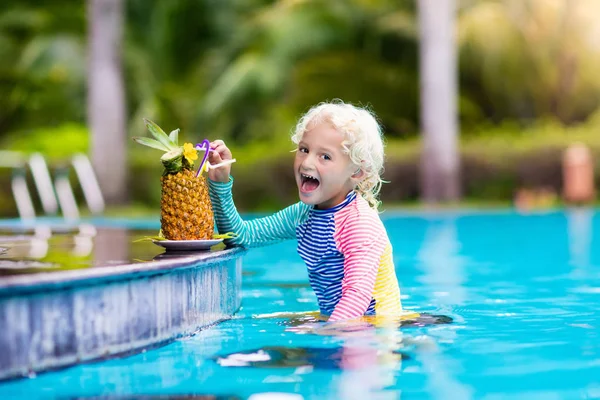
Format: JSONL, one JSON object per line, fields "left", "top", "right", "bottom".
{"left": 0, "top": 248, "right": 244, "bottom": 295}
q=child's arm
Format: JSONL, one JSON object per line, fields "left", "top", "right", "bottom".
{"left": 329, "top": 214, "right": 387, "bottom": 322}
{"left": 206, "top": 139, "right": 307, "bottom": 247}
{"left": 208, "top": 177, "right": 308, "bottom": 247}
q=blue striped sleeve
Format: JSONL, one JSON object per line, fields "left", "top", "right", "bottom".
{"left": 208, "top": 177, "right": 309, "bottom": 248}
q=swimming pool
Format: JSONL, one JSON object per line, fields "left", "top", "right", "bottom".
{"left": 1, "top": 209, "right": 599, "bottom": 399}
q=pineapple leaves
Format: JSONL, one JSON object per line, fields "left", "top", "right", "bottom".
{"left": 132, "top": 136, "right": 170, "bottom": 151}
{"left": 169, "top": 129, "right": 179, "bottom": 145}
{"left": 143, "top": 118, "right": 178, "bottom": 151}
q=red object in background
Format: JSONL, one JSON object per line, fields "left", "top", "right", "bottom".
{"left": 562, "top": 143, "right": 595, "bottom": 204}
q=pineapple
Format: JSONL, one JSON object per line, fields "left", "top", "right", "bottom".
{"left": 133, "top": 119, "right": 214, "bottom": 240}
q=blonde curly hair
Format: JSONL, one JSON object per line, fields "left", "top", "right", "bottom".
{"left": 291, "top": 100, "right": 386, "bottom": 210}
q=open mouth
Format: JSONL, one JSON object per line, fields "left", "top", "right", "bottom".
{"left": 300, "top": 173, "right": 320, "bottom": 193}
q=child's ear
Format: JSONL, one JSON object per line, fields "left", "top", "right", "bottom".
{"left": 352, "top": 168, "right": 364, "bottom": 180}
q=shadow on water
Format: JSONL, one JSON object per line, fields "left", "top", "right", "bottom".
{"left": 214, "top": 311, "right": 452, "bottom": 372}
{"left": 395, "top": 313, "right": 453, "bottom": 327}
{"left": 213, "top": 346, "right": 411, "bottom": 370}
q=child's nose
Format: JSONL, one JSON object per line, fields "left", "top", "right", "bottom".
{"left": 301, "top": 155, "right": 316, "bottom": 170}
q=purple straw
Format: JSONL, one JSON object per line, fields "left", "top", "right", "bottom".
{"left": 195, "top": 139, "right": 211, "bottom": 177}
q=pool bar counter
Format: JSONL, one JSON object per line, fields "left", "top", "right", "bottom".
{"left": 0, "top": 247, "right": 244, "bottom": 381}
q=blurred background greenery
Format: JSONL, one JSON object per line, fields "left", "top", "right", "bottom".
{"left": 1, "top": 0, "right": 600, "bottom": 216}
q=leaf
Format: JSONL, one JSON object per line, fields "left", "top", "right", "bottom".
{"left": 202, "top": 53, "right": 260, "bottom": 116}
{"left": 134, "top": 231, "right": 237, "bottom": 243}
{"left": 132, "top": 136, "right": 170, "bottom": 151}
{"left": 169, "top": 128, "right": 179, "bottom": 145}
{"left": 210, "top": 242, "right": 226, "bottom": 251}
{"left": 133, "top": 230, "right": 165, "bottom": 243}
{"left": 143, "top": 118, "right": 177, "bottom": 151}
{"left": 213, "top": 232, "right": 238, "bottom": 239}
{"left": 133, "top": 236, "right": 165, "bottom": 243}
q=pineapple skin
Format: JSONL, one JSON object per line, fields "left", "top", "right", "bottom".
{"left": 160, "top": 169, "right": 214, "bottom": 240}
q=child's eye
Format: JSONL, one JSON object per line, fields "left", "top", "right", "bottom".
{"left": 298, "top": 147, "right": 308, "bottom": 154}
{"left": 321, "top": 154, "right": 331, "bottom": 161}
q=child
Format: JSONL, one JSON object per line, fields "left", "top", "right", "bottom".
{"left": 207, "top": 101, "right": 405, "bottom": 322}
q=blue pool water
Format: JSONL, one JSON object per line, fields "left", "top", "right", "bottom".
{"left": 1, "top": 209, "right": 600, "bottom": 399}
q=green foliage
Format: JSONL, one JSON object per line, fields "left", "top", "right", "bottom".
{"left": 458, "top": 0, "right": 600, "bottom": 124}
{"left": 2, "top": 0, "right": 600, "bottom": 144}
{"left": 0, "top": 1, "right": 85, "bottom": 133}
{"left": 1, "top": 123, "right": 88, "bottom": 161}
{"left": 198, "top": 0, "right": 418, "bottom": 143}
{"left": 3, "top": 0, "right": 600, "bottom": 213}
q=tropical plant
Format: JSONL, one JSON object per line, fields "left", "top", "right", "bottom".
{"left": 0, "top": 0, "right": 86, "bottom": 135}
{"left": 198, "top": 0, "right": 419, "bottom": 142}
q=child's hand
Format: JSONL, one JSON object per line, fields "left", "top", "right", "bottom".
{"left": 208, "top": 139, "right": 233, "bottom": 182}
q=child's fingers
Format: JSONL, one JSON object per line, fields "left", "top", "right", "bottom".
{"left": 212, "top": 144, "right": 227, "bottom": 154}
{"left": 209, "top": 141, "right": 232, "bottom": 160}
{"left": 207, "top": 141, "right": 232, "bottom": 183}
{"left": 208, "top": 151, "right": 223, "bottom": 164}
{"left": 209, "top": 140, "right": 225, "bottom": 150}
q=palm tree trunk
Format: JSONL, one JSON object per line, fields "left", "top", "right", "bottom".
{"left": 87, "top": 0, "right": 127, "bottom": 204}
{"left": 418, "top": 0, "right": 460, "bottom": 202}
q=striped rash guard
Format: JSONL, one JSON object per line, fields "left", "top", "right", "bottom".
{"left": 208, "top": 177, "right": 403, "bottom": 322}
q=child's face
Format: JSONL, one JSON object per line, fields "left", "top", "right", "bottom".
{"left": 294, "top": 122, "right": 361, "bottom": 209}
